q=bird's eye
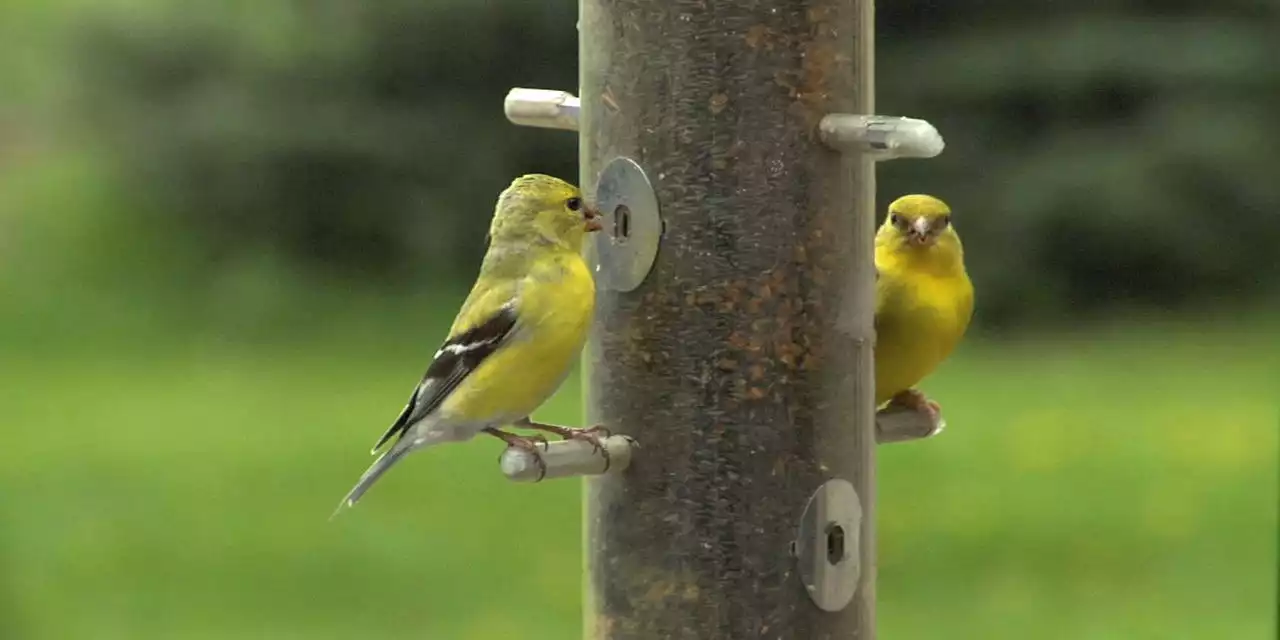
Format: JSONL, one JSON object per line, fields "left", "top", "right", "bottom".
{"left": 937, "top": 215, "right": 951, "bottom": 228}
{"left": 566, "top": 197, "right": 582, "bottom": 212}
{"left": 890, "top": 213, "right": 908, "bottom": 229}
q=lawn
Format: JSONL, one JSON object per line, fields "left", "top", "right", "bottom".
{"left": 1, "top": 309, "right": 1274, "bottom": 639}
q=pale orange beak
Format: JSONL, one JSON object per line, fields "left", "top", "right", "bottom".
{"left": 907, "top": 217, "right": 936, "bottom": 246}
{"left": 584, "top": 206, "right": 603, "bottom": 232}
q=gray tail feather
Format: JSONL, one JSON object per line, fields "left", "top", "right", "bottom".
{"left": 330, "top": 441, "right": 415, "bottom": 519}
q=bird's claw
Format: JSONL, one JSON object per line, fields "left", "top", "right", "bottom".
{"left": 516, "top": 421, "right": 614, "bottom": 473}
{"left": 564, "top": 425, "right": 612, "bottom": 471}
{"left": 502, "top": 441, "right": 548, "bottom": 481}
{"left": 486, "top": 429, "right": 549, "bottom": 480}
{"left": 492, "top": 434, "right": 548, "bottom": 455}
{"left": 579, "top": 424, "right": 612, "bottom": 441}
{"left": 890, "top": 388, "right": 942, "bottom": 426}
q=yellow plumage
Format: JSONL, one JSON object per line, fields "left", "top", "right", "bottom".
{"left": 334, "top": 174, "right": 603, "bottom": 513}
{"left": 439, "top": 251, "right": 596, "bottom": 423}
{"left": 874, "top": 194, "right": 974, "bottom": 416}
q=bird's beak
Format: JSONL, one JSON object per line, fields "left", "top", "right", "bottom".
{"left": 908, "top": 217, "right": 934, "bottom": 246}
{"left": 584, "top": 206, "right": 603, "bottom": 232}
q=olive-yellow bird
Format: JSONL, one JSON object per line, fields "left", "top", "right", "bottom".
{"left": 334, "top": 174, "right": 605, "bottom": 514}
{"left": 874, "top": 194, "right": 974, "bottom": 421}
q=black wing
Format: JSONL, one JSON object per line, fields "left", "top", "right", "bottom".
{"left": 369, "top": 303, "right": 520, "bottom": 453}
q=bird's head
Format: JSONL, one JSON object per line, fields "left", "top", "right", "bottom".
{"left": 878, "top": 194, "right": 959, "bottom": 253}
{"left": 490, "top": 174, "right": 601, "bottom": 251}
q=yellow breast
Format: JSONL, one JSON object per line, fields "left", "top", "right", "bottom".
{"left": 442, "top": 252, "right": 596, "bottom": 423}
{"left": 873, "top": 248, "right": 974, "bottom": 406}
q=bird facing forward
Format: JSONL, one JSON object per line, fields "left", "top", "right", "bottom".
{"left": 334, "top": 174, "right": 606, "bottom": 514}
{"left": 874, "top": 194, "right": 974, "bottom": 421}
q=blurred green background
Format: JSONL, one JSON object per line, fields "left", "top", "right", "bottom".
{"left": 1, "top": 0, "right": 1276, "bottom": 638}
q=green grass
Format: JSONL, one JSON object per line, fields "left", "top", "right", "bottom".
{"left": 2, "top": 330, "right": 586, "bottom": 640}
{"left": 879, "top": 321, "right": 1277, "bottom": 639}
{"left": 1, "top": 309, "right": 1274, "bottom": 639}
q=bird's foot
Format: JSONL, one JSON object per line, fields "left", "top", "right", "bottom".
{"left": 527, "top": 433, "right": 551, "bottom": 450}
{"left": 518, "top": 420, "right": 613, "bottom": 471}
{"left": 890, "top": 388, "right": 942, "bottom": 425}
{"left": 484, "top": 428, "right": 548, "bottom": 479}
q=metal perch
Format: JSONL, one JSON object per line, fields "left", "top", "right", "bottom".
{"left": 500, "top": 434, "right": 636, "bottom": 482}
{"left": 496, "top": 405, "right": 940, "bottom": 483}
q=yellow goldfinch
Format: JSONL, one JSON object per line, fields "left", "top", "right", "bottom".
{"left": 334, "top": 174, "right": 606, "bottom": 513}
{"left": 874, "top": 194, "right": 974, "bottom": 421}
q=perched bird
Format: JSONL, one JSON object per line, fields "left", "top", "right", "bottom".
{"left": 874, "top": 194, "right": 974, "bottom": 422}
{"left": 334, "top": 174, "right": 606, "bottom": 514}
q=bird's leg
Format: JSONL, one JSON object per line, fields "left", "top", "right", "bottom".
{"left": 484, "top": 427, "right": 548, "bottom": 479}
{"left": 516, "top": 418, "right": 612, "bottom": 470}
{"left": 889, "top": 388, "right": 942, "bottom": 426}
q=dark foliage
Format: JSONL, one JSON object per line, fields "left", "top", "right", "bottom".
{"left": 74, "top": 0, "right": 1280, "bottom": 325}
